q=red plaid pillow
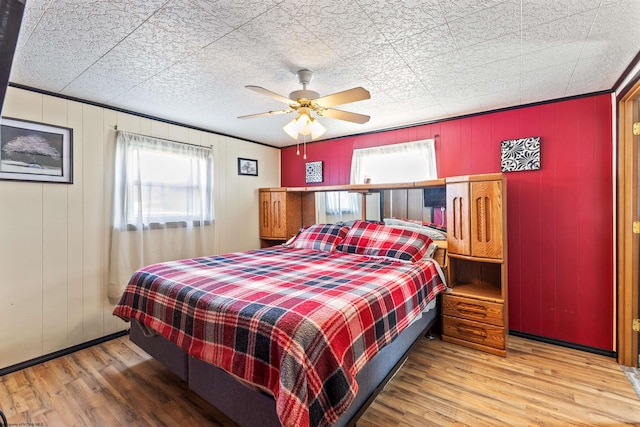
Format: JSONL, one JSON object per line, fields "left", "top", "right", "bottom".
{"left": 286, "top": 223, "right": 349, "bottom": 252}
{"left": 336, "top": 220, "right": 433, "bottom": 263}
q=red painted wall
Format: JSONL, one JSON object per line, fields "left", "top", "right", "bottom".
{"left": 281, "top": 94, "right": 614, "bottom": 351}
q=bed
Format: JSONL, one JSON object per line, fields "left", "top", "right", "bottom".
{"left": 113, "top": 220, "right": 448, "bottom": 427}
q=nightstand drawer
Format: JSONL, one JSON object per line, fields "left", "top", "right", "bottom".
{"left": 442, "top": 294, "right": 504, "bottom": 326}
{"left": 443, "top": 315, "right": 505, "bottom": 349}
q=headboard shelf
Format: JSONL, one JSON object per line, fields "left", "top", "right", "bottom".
{"left": 268, "top": 174, "right": 502, "bottom": 194}
{"left": 261, "top": 177, "right": 455, "bottom": 236}
{"left": 272, "top": 178, "right": 447, "bottom": 194}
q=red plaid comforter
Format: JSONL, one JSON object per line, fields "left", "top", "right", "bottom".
{"left": 113, "top": 247, "right": 446, "bottom": 427}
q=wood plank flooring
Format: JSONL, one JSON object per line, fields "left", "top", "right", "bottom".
{"left": 1, "top": 334, "right": 639, "bottom": 426}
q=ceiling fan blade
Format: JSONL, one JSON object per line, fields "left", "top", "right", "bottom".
{"left": 319, "top": 108, "right": 370, "bottom": 124}
{"left": 238, "top": 109, "right": 293, "bottom": 119}
{"left": 313, "top": 87, "right": 370, "bottom": 108}
{"left": 245, "top": 85, "right": 295, "bottom": 105}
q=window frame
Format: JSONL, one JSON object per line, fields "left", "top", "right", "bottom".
{"left": 113, "top": 131, "right": 214, "bottom": 231}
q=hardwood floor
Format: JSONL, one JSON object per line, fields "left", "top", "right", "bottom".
{"left": 1, "top": 334, "right": 639, "bottom": 426}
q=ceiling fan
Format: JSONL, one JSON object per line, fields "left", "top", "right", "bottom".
{"left": 238, "top": 69, "right": 371, "bottom": 141}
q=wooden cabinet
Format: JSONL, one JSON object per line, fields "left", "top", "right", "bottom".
{"left": 446, "top": 176, "right": 504, "bottom": 259}
{"left": 443, "top": 174, "right": 508, "bottom": 356}
{"left": 259, "top": 189, "right": 302, "bottom": 244}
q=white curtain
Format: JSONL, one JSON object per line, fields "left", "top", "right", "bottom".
{"left": 325, "top": 191, "right": 359, "bottom": 215}
{"left": 350, "top": 139, "right": 437, "bottom": 185}
{"left": 108, "top": 131, "right": 215, "bottom": 302}
{"left": 316, "top": 191, "right": 362, "bottom": 223}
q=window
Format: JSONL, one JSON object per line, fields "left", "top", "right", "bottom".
{"left": 113, "top": 131, "right": 213, "bottom": 229}
{"left": 109, "top": 131, "right": 216, "bottom": 302}
{"left": 350, "top": 139, "right": 437, "bottom": 184}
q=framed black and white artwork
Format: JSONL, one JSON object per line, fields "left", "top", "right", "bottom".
{"left": 500, "top": 136, "right": 540, "bottom": 172}
{"left": 305, "top": 161, "right": 323, "bottom": 183}
{"left": 238, "top": 157, "right": 258, "bottom": 176}
{"left": 0, "top": 117, "right": 73, "bottom": 183}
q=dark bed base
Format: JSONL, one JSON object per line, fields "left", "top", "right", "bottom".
{"left": 130, "top": 308, "right": 437, "bottom": 427}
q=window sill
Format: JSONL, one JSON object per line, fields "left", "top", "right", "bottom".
{"left": 123, "top": 220, "right": 213, "bottom": 231}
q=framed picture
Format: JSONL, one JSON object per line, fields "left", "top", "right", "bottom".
{"left": 305, "top": 161, "right": 323, "bottom": 183}
{"left": 238, "top": 157, "right": 258, "bottom": 176}
{"left": 0, "top": 117, "right": 73, "bottom": 183}
{"left": 501, "top": 136, "right": 541, "bottom": 172}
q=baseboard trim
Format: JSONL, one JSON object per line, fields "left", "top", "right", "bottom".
{"left": 0, "top": 330, "right": 129, "bottom": 377}
{"left": 510, "top": 330, "right": 617, "bottom": 358}
{"left": 0, "top": 329, "right": 617, "bottom": 376}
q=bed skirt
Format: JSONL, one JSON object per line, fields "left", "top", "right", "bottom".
{"left": 130, "top": 307, "right": 437, "bottom": 427}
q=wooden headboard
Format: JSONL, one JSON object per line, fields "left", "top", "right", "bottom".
{"left": 265, "top": 180, "right": 449, "bottom": 268}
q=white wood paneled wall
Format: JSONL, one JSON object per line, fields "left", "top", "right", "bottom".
{"left": 0, "top": 87, "right": 280, "bottom": 369}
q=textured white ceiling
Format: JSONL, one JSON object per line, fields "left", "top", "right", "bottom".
{"left": 9, "top": 0, "right": 640, "bottom": 147}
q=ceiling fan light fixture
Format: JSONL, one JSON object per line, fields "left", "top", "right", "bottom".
{"left": 283, "top": 109, "right": 326, "bottom": 141}
{"left": 295, "top": 112, "right": 312, "bottom": 135}
{"left": 309, "top": 118, "right": 326, "bottom": 139}
{"left": 244, "top": 69, "right": 370, "bottom": 143}
{"left": 283, "top": 119, "right": 300, "bottom": 140}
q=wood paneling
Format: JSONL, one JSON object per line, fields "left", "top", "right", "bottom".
{"left": 42, "top": 184, "right": 69, "bottom": 354}
{"left": 82, "top": 104, "right": 106, "bottom": 342}
{"left": 1, "top": 335, "right": 638, "bottom": 426}
{"left": 101, "top": 110, "right": 119, "bottom": 334}
{"left": 66, "top": 100, "right": 85, "bottom": 347}
{"left": 42, "top": 95, "right": 70, "bottom": 353}
{"left": 0, "top": 87, "right": 281, "bottom": 370}
{"left": 281, "top": 94, "right": 614, "bottom": 351}
{"left": 0, "top": 183, "right": 43, "bottom": 367}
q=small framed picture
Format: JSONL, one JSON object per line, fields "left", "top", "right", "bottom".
{"left": 501, "top": 136, "right": 541, "bottom": 172}
{"left": 238, "top": 157, "right": 258, "bottom": 176}
{"left": 305, "top": 161, "right": 323, "bottom": 183}
{"left": 0, "top": 117, "right": 73, "bottom": 183}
